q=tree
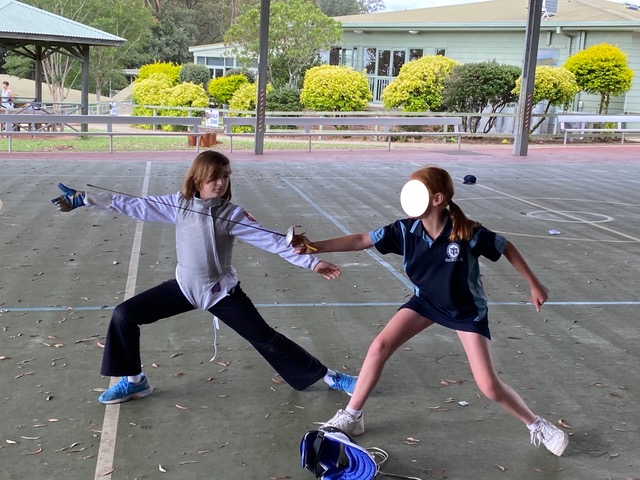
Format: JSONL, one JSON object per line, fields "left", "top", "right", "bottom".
{"left": 441, "top": 60, "right": 521, "bottom": 133}
{"left": 14, "top": 0, "right": 153, "bottom": 103}
{"left": 300, "top": 65, "right": 372, "bottom": 111}
{"left": 513, "top": 65, "right": 579, "bottom": 133}
{"left": 315, "top": 0, "right": 385, "bottom": 16}
{"left": 382, "top": 55, "right": 459, "bottom": 112}
{"left": 87, "top": 0, "right": 155, "bottom": 100}
{"left": 147, "top": 3, "right": 198, "bottom": 64}
{"left": 224, "top": 0, "right": 342, "bottom": 88}
{"left": 563, "top": 43, "right": 634, "bottom": 114}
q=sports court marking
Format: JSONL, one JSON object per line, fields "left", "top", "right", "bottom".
{"left": 93, "top": 161, "right": 152, "bottom": 480}
{"left": 475, "top": 184, "right": 640, "bottom": 243}
{"left": 2, "top": 300, "right": 640, "bottom": 315}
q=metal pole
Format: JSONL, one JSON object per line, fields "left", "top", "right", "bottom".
{"left": 255, "top": 0, "right": 270, "bottom": 155}
{"left": 81, "top": 44, "right": 90, "bottom": 133}
{"left": 513, "top": 0, "right": 543, "bottom": 156}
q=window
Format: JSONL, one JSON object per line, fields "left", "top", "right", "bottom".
{"left": 435, "top": 48, "right": 446, "bottom": 56}
{"left": 206, "top": 57, "right": 224, "bottom": 66}
{"left": 409, "top": 49, "right": 423, "bottom": 62}
{"left": 377, "top": 50, "right": 390, "bottom": 76}
{"left": 365, "top": 48, "right": 376, "bottom": 74}
{"left": 392, "top": 50, "right": 406, "bottom": 77}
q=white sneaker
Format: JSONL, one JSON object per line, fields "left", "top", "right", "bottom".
{"left": 529, "top": 418, "right": 569, "bottom": 456}
{"left": 322, "top": 409, "right": 365, "bottom": 436}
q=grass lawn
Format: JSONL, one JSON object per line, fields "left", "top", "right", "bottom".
{"left": 0, "top": 133, "right": 405, "bottom": 153}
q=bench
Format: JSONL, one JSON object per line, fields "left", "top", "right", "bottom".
{"left": 0, "top": 114, "right": 204, "bottom": 153}
{"left": 557, "top": 114, "right": 640, "bottom": 145}
{"left": 222, "top": 116, "right": 463, "bottom": 152}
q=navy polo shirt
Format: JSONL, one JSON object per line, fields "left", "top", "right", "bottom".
{"left": 369, "top": 217, "right": 506, "bottom": 339}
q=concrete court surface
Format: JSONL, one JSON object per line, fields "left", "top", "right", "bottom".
{"left": 1, "top": 143, "right": 639, "bottom": 480}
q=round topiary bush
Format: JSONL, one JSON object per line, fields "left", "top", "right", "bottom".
{"left": 300, "top": 65, "right": 372, "bottom": 112}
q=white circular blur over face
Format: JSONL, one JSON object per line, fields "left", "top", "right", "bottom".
{"left": 400, "top": 179, "right": 430, "bottom": 217}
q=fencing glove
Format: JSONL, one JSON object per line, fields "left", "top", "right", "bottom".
{"left": 51, "top": 183, "right": 85, "bottom": 212}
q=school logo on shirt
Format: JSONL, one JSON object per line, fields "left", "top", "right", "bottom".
{"left": 445, "top": 242, "right": 462, "bottom": 262}
{"left": 244, "top": 211, "right": 257, "bottom": 222}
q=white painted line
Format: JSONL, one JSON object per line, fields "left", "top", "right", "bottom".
{"left": 3, "top": 300, "right": 640, "bottom": 313}
{"left": 475, "top": 184, "right": 640, "bottom": 243}
{"left": 94, "top": 161, "right": 152, "bottom": 479}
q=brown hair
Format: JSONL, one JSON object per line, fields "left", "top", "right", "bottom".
{"left": 182, "top": 151, "right": 232, "bottom": 200}
{"left": 409, "top": 166, "right": 478, "bottom": 241}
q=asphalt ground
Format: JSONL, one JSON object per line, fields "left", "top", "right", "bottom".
{"left": 1, "top": 142, "right": 639, "bottom": 480}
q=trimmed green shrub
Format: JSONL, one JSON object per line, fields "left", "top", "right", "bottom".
{"left": 266, "top": 87, "right": 302, "bottom": 113}
{"left": 137, "top": 62, "right": 181, "bottom": 85}
{"left": 382, "top": 55, "right": 460, "bottom": 111}
{"left": 160, "top": 82, "right": 209, "bottom": 131}
{"left": 227, "top": 82, "right": 274, "bottom": 132}
{"left": 208, "top": 74, "right": 249, "bottom": 107}
{"left": 300, "top": 65, "right": 372, "bottom": 111}
{"left": 225, "top": 68, "right": 256, "bottom": 83}
{"left": 179, "top": 63, "right": 211, "bottom": 88}
{"left": 131, "top": 74, "right": 174, "bottom": 123}
{"left": 564, "top": 43, "right": 634, "bottom": 114}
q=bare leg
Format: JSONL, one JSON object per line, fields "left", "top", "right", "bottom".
{"left": 457, "top": 330, "right": 536, "bottom": 425}
{"left": 347, "top": 308, "right": 433, "bottom": 410}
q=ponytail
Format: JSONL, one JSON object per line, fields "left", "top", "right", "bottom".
{"left": 448, "top": 200, "right": 477, "bottom": 242}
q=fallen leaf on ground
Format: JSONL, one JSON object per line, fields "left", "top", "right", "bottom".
{"left": 558, "top": 419, "right": 572, "bottom": 429}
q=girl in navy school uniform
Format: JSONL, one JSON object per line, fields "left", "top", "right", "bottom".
{"left": 52, "top": 150, "right": 357, "bottom": 404}
{"left": 293, "top": 165, "right": 569, "bottom": 456}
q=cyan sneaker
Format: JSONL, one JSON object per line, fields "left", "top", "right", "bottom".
{"left": 322, "top": 409, "right": 365, "bottom": 436}
{"left": 530, "top": 418, "right": 569, "bottom": 456}
{"left": 328, "top": 371, "right": 357, "bottom": 396}
{"left": 98, "top": 375, "right": 153, "bottom": 405}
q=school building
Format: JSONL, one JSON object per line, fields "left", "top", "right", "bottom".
{"left": 190, "top": 0, "right": 640, "bottom": 114}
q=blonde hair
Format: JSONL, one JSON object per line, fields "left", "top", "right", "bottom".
{"left": 182, "top": 151, "right": 232, "bottom": 201}
{"left": 409, "top": 166, "right": 478, "bottom": 241}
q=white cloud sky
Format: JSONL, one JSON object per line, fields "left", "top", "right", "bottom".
{"left": 381, "top": 0, "right": 627, "bottom": 11}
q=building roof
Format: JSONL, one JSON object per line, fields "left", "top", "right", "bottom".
{"left": 0, "top": 0, "right": 124, "bottom": 47}
{"left": 336, "top": 0, "right": 640, "bottom": 30}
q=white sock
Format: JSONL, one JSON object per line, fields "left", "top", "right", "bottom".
{"left": 346, "top": 407, "right": 363, "bottom": 419}
{"left": 323, "top": 369, "right": 337, "bottom": 386}
{"left": 527, "top": 416, "right": 542, "bottom": 430}
{"left": 127, "top": 373, "right": 144, "bottom": 384}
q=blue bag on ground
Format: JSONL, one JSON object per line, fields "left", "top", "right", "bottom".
{"left": 300, "top": 427, "right": 377, "bottom": 480}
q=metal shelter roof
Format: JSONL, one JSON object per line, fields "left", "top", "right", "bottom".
{"left": 0, "top": 0, "right": 124, "bottom": 47}
{"left": 0, "top": 0, "right": 125, "bottom": 115}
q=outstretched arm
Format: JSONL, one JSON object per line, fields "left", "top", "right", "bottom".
{"left": 293, "top": 233, "right": 373, "bottom": 254}
{"left": 502, "top": 240, "right": 548, "bottom": 311}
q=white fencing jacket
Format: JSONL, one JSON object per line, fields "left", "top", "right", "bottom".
{"left": 85, "top": 191, "right": 319, "bottom": 310}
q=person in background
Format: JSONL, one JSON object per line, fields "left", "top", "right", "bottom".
{"left": 1, "top": 81, "right": 14, "bottom": 109}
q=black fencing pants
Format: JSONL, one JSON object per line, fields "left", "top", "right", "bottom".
{"left": 100, "top": 279, "right": 327, "bottom": 391}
